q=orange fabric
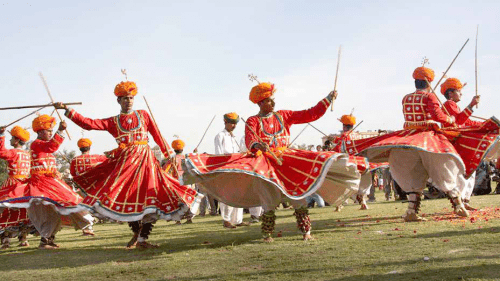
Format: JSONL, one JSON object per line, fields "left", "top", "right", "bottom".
{"left": 172, "top": 139, "right": 185, "bottom": 150}
{"left": 339, "top": 115, "right": 356, "bottom": 125}
{"left": 9, "top": 126, "right": 30, "bottom": 142}
{"left": 32, "top": 114, "right": 56, "bottom": 132}
{"left": 114, "top": 81, "right": 138, "bottom": 97}
{"left": 412, "top": 67, "right": 435, "bottom": 82}
{"left": 77, "top": 138, "right": 92, "bottom": 148}
{"left": 440, "top": 78, "right": 463, "bottom": 95}
{"left": 249, "top": 82, "right": 275, "bottom": 104}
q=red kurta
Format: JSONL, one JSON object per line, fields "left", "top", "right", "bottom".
{"left": 182, "top": 97, "right": 361, "bottom": 209}
{"left": 0, "top": 135, "right": 31, "bottom": 230}
{"left": 65, "top": 109, "right": 197, "bottom": 222}
{"left": 443, "top": 100, "right": 482, "bottom": 127}
{"left": 344, "top": 91, "right": 500, "bottom": 177}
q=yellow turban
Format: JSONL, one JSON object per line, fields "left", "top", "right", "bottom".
{"left": 224, "top": 112, "right": 240, "bottom": 124}
{"left": 114, "top": 81, "right": 138, "bottom": 97}
{"left": 249, "top": 82, "right": 276, "bottom": 104}
{"left": 9, "top": 126, "right": 30, "bottom": 142}
{"left": 412, "top": 67, "right": 435, "bottom": 82}
{"left": 339, "top": 115, "right": 356, "bottom": 126}
{"left": 77, "top": 138, "right": 92, "bottom": 148}
{"left": 32, "top": 115, "right": 56, "bottom": 133}
{"left": 440, "top": 78, "right": 463, "bottom": 95}
{"left": 172, "top": 139, "right": 185, "bottom": 150}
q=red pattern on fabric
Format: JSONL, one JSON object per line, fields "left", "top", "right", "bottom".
{"left": 70, "top": 154, "right": 107, "bottom": 177}
{"left": 403, "top": 91, "right": 452, "bottom": 129}
{"left": 443, "top": 100, "right": 481, "bottom": 127}
{"left": 67, "top": 109, "right": 196, "bottom": 219}
{"left": 0, "top": 208, "right": 29, "bottom": 231}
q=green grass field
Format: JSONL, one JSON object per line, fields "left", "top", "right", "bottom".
{"left": 2, "top": 193, "right": 500, "bottom": 281}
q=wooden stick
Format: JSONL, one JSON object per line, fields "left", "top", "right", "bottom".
{"left": 240, "top": 117, "right": 282, "bottom": 165}
{"left": 39, "top": 72, "right": 71, "bottom": 140}
{"left": 194, "top": 115, "right": 216, "bottom": 151}
{"left": 0, "top": 102, "right": 82, "bottom": 111}
{"left": 308, "top": 123, "right": 328, "bottom": 137}
{"left": 432, "top": 39, "right": 470, "bottom": 93}
{"left": 331, "top": 45, "right": 342, "bottom": 112}
{"left": 425, "top": 78, "right": 452, "bottom": 117}
{"left": 471, "top": 115, "right": 487, "bottom": 121}
{"left": 142, "top": 96, "right": 180, "bottom": 177}
{"left": 288, "top": 124, "right": 309, "bottom": 148}
{"left": 475, "top": 25, "right": 479, "bottom": 109}
{"left": 2, "top": 105, "right": 49, "bottom": 128}
{"left": 346, "top": 120, "right": 364, "bottom": 136}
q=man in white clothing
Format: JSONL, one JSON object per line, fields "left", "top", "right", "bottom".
{"left": 214, "top": 113, "right": 250, "bottom": 228}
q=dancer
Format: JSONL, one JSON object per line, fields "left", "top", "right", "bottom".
{"left": 56, "top": 80, "right": 199, "bottom": 248}
{"left": 182, "top": 81, "right": 360, "bottom": 241}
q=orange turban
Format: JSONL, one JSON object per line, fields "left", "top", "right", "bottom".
{"left": 114, "top": 81, "right": 138, "bottom": 97}
{"left": 77, "top": 138, "right": 92, "bottom": 148}
{"left": 412, "top": 67, "right": 435, "bottom": 82}
{"left": 440, "top": 78, "right": 463, "bottom": 95}
{"left": 339, "top": 115, "right": 356, "bottom": 126}
{"left": 172, "top": 139, "right": 185, "bottom": 150}
{"left": 32, "top": 115, "right": 56, "bottom": 132}
{"left": 9, "top": 126, "right": 30, "bottom": 142}
{"left": 249, "top": 82, "right": 276, "bottom": 104}
{"left": 224, "top": 112, "right": 240, "bottom": 124}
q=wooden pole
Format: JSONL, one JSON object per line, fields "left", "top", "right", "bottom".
{"left": 331, "top": 45, "right": 342, "bottom": 112}
{"left": 39, "top": 73, "right": 72, "bottom": 140}
{"left": 288, "top": 124, "right": 309, "bottom": 148}
{"left": 194, "top": 115, "right": 216, "bottom": 151}
{"left": 0, "top": 102, "right": 82, "bottom": 111}
{"left": 142, "top": 96, "right": 180, "bottom": 177}
{"left": 308, "top": 123, "right": 328, "bottom": 137}
{"left": 475, "top": 25, "right": 479, "bottom": 109}
{"left": 240, "top": 117, "right": 282, "bottom": 165}
{"left": 432, "top": 39, "right": 469, "bottom": 93}
{"left": 2, "top": 105, "right": 48, "bottom": 128}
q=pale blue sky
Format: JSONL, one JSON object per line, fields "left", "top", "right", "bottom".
{"left": 1, "top": 0, "right": 499, "bottom": 154}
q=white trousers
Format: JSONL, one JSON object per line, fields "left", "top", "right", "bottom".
{"left": 220, "top": 202, "right": 243, "bottom": 225}
{"left": 249, "top": 206, "right": 263, "bottom": 217}
{"left": 357, "top": 172, "right": 372, "bottom": 196}
{"left": 388, "top": 149, "right": 462, "bottom": 194}
{"left": 456, "top": 172, "right": 476, "bottom": 201}
{"left": 27, "top": 203, "right": 61, "bottom": 238}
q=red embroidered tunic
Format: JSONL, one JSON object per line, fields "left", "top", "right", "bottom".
{"left": 245, "top": 97, "right": 332, "bottom": 150}
{"left": 64, "top": 108, "right": 196, "bottom": 221}
{"left": 443, "top": 100, "right": 481, "bottom": 127}
{"left": 402, "top": 90, "right": 454, "bottom": 129}
{"left": 70, "top": 154, "right": 107, "bottom": 177}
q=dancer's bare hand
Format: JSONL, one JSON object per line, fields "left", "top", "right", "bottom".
{"left": 58, "top": 121, "right": 67, "bottom": 132}
{"left": 253, "top": 143, "right": 268, "bottom": 152}
{"left": 328, "top": 90, "right": 338, "bottom": 101}
{"left": 53, "top": 102, "right": 67, "bottom": 110}
{"left": 469, "top": 95, "right": 480, "bottom": 108}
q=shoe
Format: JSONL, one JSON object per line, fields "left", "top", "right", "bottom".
{"left": 236, "top": 221, "right": 251, "bottom": 227}
{"left": 136, "top": 241, "right": 159, "bottom": 249}
{"left": 454, "top": 206, "right": 469, "bottom": 217}
{"left": 47, "top": 236, "right": 60, "bottom": 248}
{"left": 223, "top": 221, "right": 236, "bottom": 229}
{"left": 126, "top": 233, "right": 139, "bottom": 248}
{"left": 82, "top": 229, "right": 96, "bottom": 236}
{"left": 403, "top": 211, "right": 427, "bottom": 222}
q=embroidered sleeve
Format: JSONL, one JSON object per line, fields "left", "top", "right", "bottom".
{"left": 65, "top": 108, "right": 111, "bottom": 131}
{"left": 142, "top": 110, "right": 174, "bottom": 157}
{"left": 283, "top": 97, "right": 332, "bottom": 125}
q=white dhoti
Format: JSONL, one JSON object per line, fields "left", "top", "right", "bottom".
{"left": 220, "top": 202, "right": 243, "bottom": 225}
{"left": 249, "top": 206, "right": 263, "bottom": 217}
{"left": 67, "top": 211, "right": 95, "bottom": 230}
{"left": 388, "top": 148, "right": 463, "bottom": 194}
{"left": 27, "top": 203, "right": 61, "bottom": 238}
{"left": 357, "top": 172, "right": 372, "bottom": 196}
{"left": 456, "top": 172, "right": 476, "bottom": 201}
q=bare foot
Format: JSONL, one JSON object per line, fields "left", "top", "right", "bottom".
{"left": 263, "top": 236, "right": 274, "bottom": 243}
{"left": 303, "top": 234, "right": 315, "bottom": 241}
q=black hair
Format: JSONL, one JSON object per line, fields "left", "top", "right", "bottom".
{"left": 343, "top": 124, "right": 354, "bottom": 130}
{"left": 415, "top": 79, "right": 428, "bottom": 90}
{"left": 444, "top": 89, "right": 454, "bottom": 100}
{"left": 174, "top": 149, "right": 183, "bottom": 154}
{"left": 324, "top": 140, "right": 332, "bottom": 146}
{"left": 80, "top": 147, "right": 91, "bottom": 153}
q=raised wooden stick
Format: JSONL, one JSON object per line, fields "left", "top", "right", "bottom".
{"left": 39, "top": 72, "right": 71, "bottom": 140}
{"left": 331, "top": 45, "right": 342, "bottom": 112}
{"left": 241, "top": 117, "right": 282, "bottom": 165}
{"left": 475, "top": 25, "right": 479, "bottom": 109}
{"left": 142, "top": 96, "right": 180, "bottom": 177}
{"left": 432, "top": 39, "right": 470, "bottom": 93}
{"left": 2, "top": 105, "right": 49, "bottom": 128}
{"left": 194, "top": 115, "right": 216, "bottom": 152}
{"left": 308, "top": 122, "right": 328, "bottom": 137}
{"left": 0, "top": 102, "right": 82, "bottom": 111}
{"left": 288, "top": 124, "right": 309, "bottom": 148}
